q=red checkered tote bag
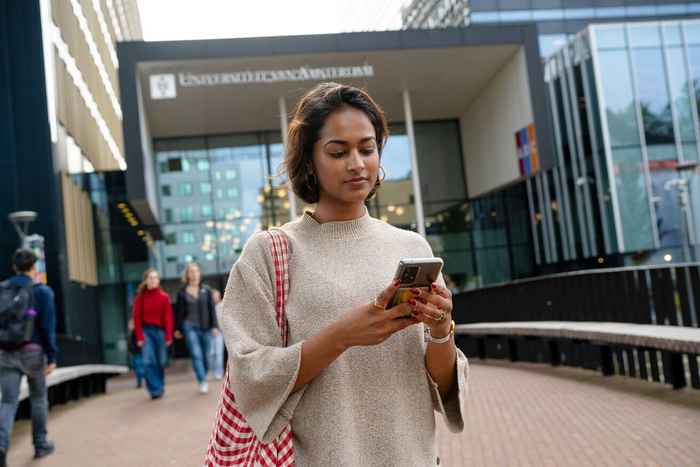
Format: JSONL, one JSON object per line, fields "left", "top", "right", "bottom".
{"left": 205, "top": 230, "right": 294, "bottom": 467}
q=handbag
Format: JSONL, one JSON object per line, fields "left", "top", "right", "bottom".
{"left": 205, "top": 229, "right": 294, "bottom": 466}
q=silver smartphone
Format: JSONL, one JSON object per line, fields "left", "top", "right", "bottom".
{"left": 389, "top": 257, "right": 444, "bottom": 308}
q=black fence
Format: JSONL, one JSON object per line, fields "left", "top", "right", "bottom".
{"left": 454, "top": 264, "right": 700, "bottom": 327}
{"left": 453, "top": 264, "right": 700, "bottom": 389}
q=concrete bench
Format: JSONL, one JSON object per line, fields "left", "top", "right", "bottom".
{"left": 14, "top": 365, "right": 127, "bottom": 416}
{"left": 456, "top": 322, "right": 700, "bottom": 389}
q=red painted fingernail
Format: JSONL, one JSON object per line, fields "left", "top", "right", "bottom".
{"left": 393, "top": 280, "right": 400, "bottom": 287}
{"left": 411, "top": 288, "right": 420, "bottom": 294}
{"left": 409, "top": 299, "right": 417, "bottom": 306}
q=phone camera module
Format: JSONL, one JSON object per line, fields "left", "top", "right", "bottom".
{"left": 401, "top": 266, "right": 419, "bottom": 284}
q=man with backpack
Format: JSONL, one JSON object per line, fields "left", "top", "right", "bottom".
{"left": 0, "top": 249, "right": 57, "bottom": 466}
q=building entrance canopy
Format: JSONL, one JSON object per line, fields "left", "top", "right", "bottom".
{"left": 118, "top": 26, "right": 552, "bottom": 231}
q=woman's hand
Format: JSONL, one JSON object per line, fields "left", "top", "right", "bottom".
{"left": 335, "top": 280, "right": 419, "bottom": 349}
{"left": 408, "top": 282, "right": 453, "bottom": 337}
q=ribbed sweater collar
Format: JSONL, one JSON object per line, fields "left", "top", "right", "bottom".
{"left": 297, "top": 207, "right": 374, "bottom": 240}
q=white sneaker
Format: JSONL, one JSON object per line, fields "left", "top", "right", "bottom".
{"left": 199, "top": 382, "right": 209, "bottom": 394}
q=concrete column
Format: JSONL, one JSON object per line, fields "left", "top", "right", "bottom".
{"left": 279, "top": 96, "right": 297, "bottom": 221}
{"left": 402, "top": 89, "right": 426, "bottom": 237}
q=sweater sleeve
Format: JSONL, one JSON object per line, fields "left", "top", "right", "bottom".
{"left": 412, "top": 232, "right": 470, "bottom": 432}
{"left": 132, "top": 294, "right": 144, "bottom": 343}
{"left": 426, "top": 347, "right": 470, "bottom": 432}
{"left": 220, "top": 232, "right": 304, "bottom": 443}
{"left": 162, "top": 294, "right": 174, "bottom": 343}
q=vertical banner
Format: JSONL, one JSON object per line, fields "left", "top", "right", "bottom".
{"left": 515, "top": 123, "right": 539, "bottom": 177}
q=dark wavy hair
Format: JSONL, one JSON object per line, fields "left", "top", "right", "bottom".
{"left": 284, "top": 82, "right": 389, "bottom": 204}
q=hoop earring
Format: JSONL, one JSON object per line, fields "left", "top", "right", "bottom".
{"left": 375, "top": 165, "right": 386, "bottom": 188}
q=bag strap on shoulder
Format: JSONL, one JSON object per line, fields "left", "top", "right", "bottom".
{"left": 266, "top": 229, "right": 290, "bottom": 347}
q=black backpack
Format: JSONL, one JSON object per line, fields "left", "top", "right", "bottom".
{"left": 0, "top": 280, "right": 37, "bottom": 350}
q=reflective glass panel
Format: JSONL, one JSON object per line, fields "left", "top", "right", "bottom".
{"left": 612, "top": 147, "right": 655, "bottom": 251}
{"left": 631, "top": 48, "right": 675, "bottom": 161}
{"left": 594, "top": 26, "right": 627, "bottom": 50}
{"left": 597, "top": 50, "right": 640, "bottom": 147}
{"left": 667, "top": 47, "right": 698, "bottom": 161}
{"left": 628, "top": 25, "right": 661, "bottom": 48}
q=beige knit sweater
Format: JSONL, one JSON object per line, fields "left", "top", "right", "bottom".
{"left": 220, "top": 209, "right": 469, "bottom": 466}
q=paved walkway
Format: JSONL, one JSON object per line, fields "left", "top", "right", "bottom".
{"left": 5, "top": 360, "right": 700, "bottom": 466}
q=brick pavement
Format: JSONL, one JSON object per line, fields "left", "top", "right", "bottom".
{"left": 5, "top": 359, "right": 700, "bottom": 466}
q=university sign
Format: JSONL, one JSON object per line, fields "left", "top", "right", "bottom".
{"left": 149, "top": 65, "right": 374, "bottom": 99}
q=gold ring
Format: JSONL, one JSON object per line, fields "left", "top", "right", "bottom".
{"left": 437, "top": 311, "right": 446, "bottom": 321}
{"left": 372, "top": 298, "right": 385, "bottom": 311}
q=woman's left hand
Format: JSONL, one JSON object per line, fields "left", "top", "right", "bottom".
{"left": 408, "top": 282, "right": 453, "bottom": 337}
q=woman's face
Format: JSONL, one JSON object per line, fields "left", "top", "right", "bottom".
{"left": 312, "top": 107, "right": 379, "bottom": 206}
{"left": 146, "top": 271, "right": 160, "bottom": 290}
{"left": 187, "top": 265, "right": 201, "bottom": 285}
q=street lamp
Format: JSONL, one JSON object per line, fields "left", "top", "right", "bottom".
{"left": 8, "top": 211, "right": 37, "bottom": 244}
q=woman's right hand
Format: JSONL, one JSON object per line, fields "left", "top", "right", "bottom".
{"left": 335, "top": 280, "right": 418, "bottom": 349}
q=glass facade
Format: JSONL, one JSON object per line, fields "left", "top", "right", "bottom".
{"left": 540, "top": 20, "right": 700, "bottom": 267}
{"left": 154, "top": 132, "right": 299, "bottom": 279}
{"left": 465, "top": 0, "right": 700, "bottom": 56}
{"left": 151, "top": 120, "right": 533, "bottom": 288}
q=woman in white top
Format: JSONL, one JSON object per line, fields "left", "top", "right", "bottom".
{"left": 219, "top": 82, "right": 469, "bottom": 466}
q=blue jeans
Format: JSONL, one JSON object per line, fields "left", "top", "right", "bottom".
{"left": 209, "top": 331, "right": 224, "bottom": 379}
{"left": 0, "top": 347, "right": 49, "bottom": 451}
{"left": 182, "top": 322, "right": 211, "bottom": 384}
{"left": 142, "top": 326, "right": 168, "bottom": 397}
{"left": 131, "top": 352, "right": 145, "bottom": 386}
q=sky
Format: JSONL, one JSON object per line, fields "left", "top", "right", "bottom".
{"left": 137, "top": 0, "right": 409, "bottom": 41}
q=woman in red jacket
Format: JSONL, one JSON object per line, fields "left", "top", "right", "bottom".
{"left": 132, "top": 268, "right": 174, "bottom": 399}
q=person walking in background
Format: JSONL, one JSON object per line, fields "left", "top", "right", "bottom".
{"left": 174, "top": 263, "right": 219, "bottom": 394}
{"left": 132, "top": 268, "right": 173, "bottom": 400}
{"left": 127, "top": 319, "right": 144, "bottom": 388}
{"left": 0, "top": 249, "right": 58, "bottom": 466}
{"left": 208, "top": 289, "right": 225, "bottom": 381}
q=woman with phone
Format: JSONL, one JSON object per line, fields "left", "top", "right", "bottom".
{"left": 216, "top": 83, "right": 469, "bottom": 466}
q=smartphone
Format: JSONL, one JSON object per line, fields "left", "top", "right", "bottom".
{"left": 389, "top": 257, "right": 444, "bottom": 309}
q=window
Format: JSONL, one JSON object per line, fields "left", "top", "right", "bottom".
{"left": 166, "top": 158, "right": 182, "bottom": 172}
{"left": 216, "top": 188, "right": 224, "bottom": 199}
{"left": 225, "top": 169, "right": 237, "bottom": 180}
{"left": 166, "top": 256, "right": 177, "bottom": 263}
{"left": 182, "top": 231, "right": 196, "bottom": 244}
{"left": 164, "top": 233, "right": 177, "bottom": 245}
{"left": 201, "top": 205, "right": 213, "bottom": 217}
{"left": 179, "top": 183, "right": 193, "bottom": 196}
{"left": 182, "top": 159, "right": 191, "bottom": 172}
{"left": 180, "top": 207, "right": 194, "bottom": 221}
{"left": 159, "top": 161, "right": 169, "bottom": 173}
{"left": 164, "top": 208, "right": 174, "bottom": 223}
{"left": 161, "top": 185, "right": 172, "bottom": 197}
{"left": 197, "top": 159, "right": 210, "bottom": 171}
{"left": 227, "top": 187, "right": 239, "bottom": 198}
{"left": 200, "top": 182, "right": 212, "bottom": 195}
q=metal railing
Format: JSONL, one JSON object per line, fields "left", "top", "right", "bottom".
{"left": 452, "top": 263, "right": 700, "bottom": 389}
{"left": 454, "top": 263, "right": 700, "bottom": 328}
